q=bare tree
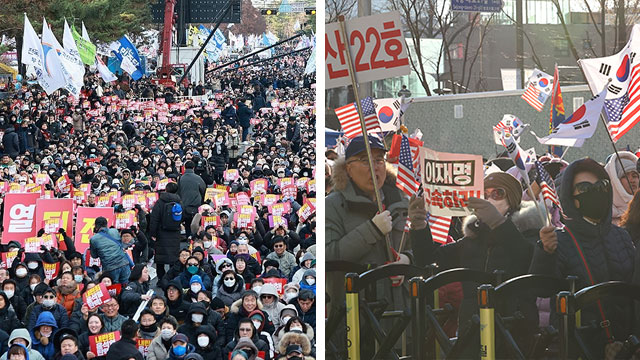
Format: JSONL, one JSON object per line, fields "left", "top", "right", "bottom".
{"left": 326, "top": 0, "right": 357, "bottom": 23}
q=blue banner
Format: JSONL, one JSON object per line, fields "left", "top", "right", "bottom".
{"left": 111, "top": 36, "right": 144, "bottom": 80}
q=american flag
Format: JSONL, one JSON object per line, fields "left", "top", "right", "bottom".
{"left": 396, "top": 135, "right": 420, "bottom": 196}
{"left": 604, "top": 92, "right": 640, "bottom": 142}
{"left": 335, "top": 97, "right": 381, "bottom": 138}
{"left": 522, "top": 86, "right": 548, "bottom": 112}
{"left": 429, "top": 214, "right": 452, "bottom": 244}
{"left": 410, "top": 140, "right": 421, "bottom": 182}
{"left": 535, "top": 161, "right": 562, "bottom": 210}
{"left": 403, "top": 217, "right": 411, "bottom": 233}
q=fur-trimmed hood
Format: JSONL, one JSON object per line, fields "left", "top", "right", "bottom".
{"left": 230, "top": 298, "right": 263, "bottom": 314}
{"left": 330, "top": 157, "right": 397, "bottom": 191}
{"left": 462, "top": 200, "right": 545, "bottom": 238}
{"left": 278, "top": 331, "right": 312, "bottom": 355}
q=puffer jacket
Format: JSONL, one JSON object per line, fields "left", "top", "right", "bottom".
{"left": 28, "top": 303, "right": 69, "bottom": 331}
{"left": 604, "top": 151, "right": 638, "bottom": 225}
{"left": 149, "top": 192, "right": 183, "bottom": 264}
{"left": 0, "top": 328, "right": 45, "bottom": 360}
{"left": 225, "top": 298, "right": 276, "bottom": 344}
{"left": 2, "top": 127, "right": 19, "bottom": 158}
{"left": 31, "top": 311, "right": 58, "bottom": 360}
{"left": 0, "top": 292, "right": 22, "bottom": 335}
{"left": 146, "top": 334, "right": 170, "bottom": 360}
{"left": 89, "top": 227, "right": 132, "bottom": 272}
{"left": 530, "top": 158, "right": 637, "bottom": 358}
{"left": 194, "top": 325, "right": 223, "bottom": 360}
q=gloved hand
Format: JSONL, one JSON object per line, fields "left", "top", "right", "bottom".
{"left": 408, "top": 195, "right": 428, "bottom": 230}
{"left": 539, "top": 225, "right": 558, "bottom": 254}
{"left": 58, "top": 228, "right": 66, "bottom": 236}
{"left": 468, "top": 197, "right": 505, "bottom": 230}
{"left": 372, "top": 210, "right": 393, "bottom": 235}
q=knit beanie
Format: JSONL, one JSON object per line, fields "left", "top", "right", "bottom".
{"left": 484, "top": 172, "right": 522, "bottom": 210}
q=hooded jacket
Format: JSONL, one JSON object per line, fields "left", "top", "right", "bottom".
{"left": 193, "top": 326, "right": 222, "bottom": 360}
{"left": 0, "top": 328, "right": 45, "bottom": 360}
{"left": 174, "top": 268, "right": 212, "bottom": 290}
{"left": 165, "top": 280, "right": 190, "bottom": 324}
{"left": 225, "top": 298, "right": 275, "bottom": 344}
{"left": 31, "top": 311, "right": 58, "bottom": 360}
{"left": 247, "top": 310, "right": 275, "bottom": 359}
{"left": 0, "top": 291, "right": 21, "bottom": 333}
{"left": 225, "top": 335, "right": 268, "bottom": 360}
{"left": 277, "top": 331, "right": 314, "bottom": 359}
{"left": 216, "top": 273, "right": 245, "bottom": 307}
{"left": 530, "top": 158, "right": 636, "bottom": 357}
{"left": 28, "top": 300, "right": 69, "bottom": 332}
{"left": 604, "top": 151, "right": 638, "bottom": 225}
{"left": 167, "top": 343, "right": 196, "bottom": 360}
{"left": 149, "top": 192, "right": 183, "bottom": 264}
{"left": 105, "top": 337, "right": 143, "bottom": 360}
{"left": 177, "top": 303, "right": 212, "bottom": 344}
{"left": 2, "top": 126, "right": 19, "bottom": 158}
{"left": 146, "top": 332, "right": 171, "bottom": 360}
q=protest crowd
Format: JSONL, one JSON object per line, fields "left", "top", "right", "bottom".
{"left": 0, "top": 35, "right": 317, "bottom": 360}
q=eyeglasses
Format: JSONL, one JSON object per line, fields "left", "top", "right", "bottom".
{"left": 574, "top": 179, "right": 610, "bottom": 195}
{"left": 348, "top": 156, "right": 385, "bottom": 166}
{"left": 484, "top": 188, "right": 506, "bottom": 201}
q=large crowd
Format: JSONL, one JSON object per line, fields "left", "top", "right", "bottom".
{"left": 0, "top": 45, "right": 317, "bottom": 360}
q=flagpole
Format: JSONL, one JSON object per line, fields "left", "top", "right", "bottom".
{"left": 338, "top": 15, "right": 395, "bottom": 263}
{"left": 577, "top": 62, "right": 633, "bottom": 188}
{"left": 537, "top": 191, "right": 552, "bottom": 225}
{"left": 559, "top": 146, "right": 570, "bottom": 160}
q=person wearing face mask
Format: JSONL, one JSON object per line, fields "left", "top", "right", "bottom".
{"left": 193, "top": 326, "right": 221, "bottom": 360}
{"left": 120, "top": 265, "right": 152, "bottom": 317}
{"left": 53, "top": 272, "right": 81, "bottom": 318}
{"left": 216, "top": 271, "right": 245, "bottom": 307}
{"left": 277, "top": 321, "right": 315, "bottom": 359}
{"left": 297, "top": 270, "right": 315, "bottom": 295}
{"left": 603, "top": 151, "right": 639, "bottom": 225}
{"left": 30, "top": 311, "right": 58, "bottom": 360}
{"left": 0, "top": 291, "right": 21, "bottom": 336}
{"left": 28, "top": 288, "right": 69, "bottom": 331}
{"left": 0, "top": 328, "right": 45, "bottom": 360}
{"left": 167, "top": 333, "right": 195, "bottom": 360}
{"left": 532, "top": 158, "right": 637, "bottom": 358}
{"left": 212, "top": 258, "right": 235, "bottom": 297}
{"left": 105, "top": 320, "right": 143, "bottom": 360}
{"left": 186, "top": 276, "right": 205, "bottom": 303}
{"left": 227, "top": 129, "right": 241, "bottom": 169}
{"left": 223, "top": 319, "right": 269, "bottom": 360}
{"left": 2, "top": 280, "right": 27, "bottom": 322}
{"left": 147, "top": 316, "right": 178, "bottom": 360}
{"left": 225, "top": 291, "right": 276, "bottom": 346}
{"left": 258, "top": 285, "right": 284, "bottom": 330}
{"left": 174, "top": 257, "right": 212, "bottom": 291}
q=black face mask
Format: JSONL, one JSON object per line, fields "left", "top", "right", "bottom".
{"left": 575, "top": 190, "right": 609, "bottom": 220}
{"left": 140, "top": 323, "right": 157, "bottom": 333}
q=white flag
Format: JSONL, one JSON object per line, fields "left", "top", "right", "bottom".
{"left": 373, "top": 97, "right": 412, "bottom": 132}
{"left": 95, "top": 55, "right": 117, "bottom": 82}
{"left": 38, "top": 18, "right": 66, "bottom": 94}
{"left": 532, "top": 86, "right": 607, "bottom": 147}
{"left": 493, "top": 114, "right": 528, "bottom": 145}
{"left": 41, "top": 18, "right": 81, "bottom": 96}
{"left": 81, "top": 21, "right": 91, "bottom": 42}
{"left": 22, "top": 14, "right": 43, "bottom": 70}
{"left": 63, "top": 19, "right": 85, "bottom": 88}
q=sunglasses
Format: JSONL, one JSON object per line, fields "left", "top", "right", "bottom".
{"left": 43, "top": 295, "right": 56, "bottom": 299}
{"left": 224, "top": 277, "right": 235, "bottom": 281}
{"left": 274, "top": 244, "right": 285, "bottom": 248}
{"left": 221, "top": 264, "right": 232, "bottom": 268}
{"left": 484, "top": 188, "right": 506, "bottom": 201}
{"left": 187, "top": 263, "right": 199, "bottom": 267}
{"left": 574, "top": 179, "right": 610, "bottom": 195}
{"left": 239, "top": 328, "right": 252, "bottom": 332}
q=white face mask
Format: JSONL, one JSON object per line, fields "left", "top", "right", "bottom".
{"left": 224, "top": 279, "right": 235, "bottom": 287}
{"left": 285, "top": 292, "right": 297, "bottom": 301}
{"left": 237, "top": 239, "right": 248, "bottom": 245}
{"left": 306, "top": 278, "right": 315, "bottom": 285}
{"left": 252, "top": 320, "right": 262, "bottom": 330}
{"left": 487, "top": 198, "right": 510, "bottom": 216}
{"left": 290, "top": 326, "right": 303, "bottom": 332}
{"left": 203, "top": 241, "right": 212, "bottom": 249}
{"left": 27, "top": 262, "right": 38, "bottom": 270}
{"left": 192, "top": 314, "right": 204, "bottom": 323}
{"left": 30, "top": 283, "right": 38, "bottom": 291}
{"left": 40, "top": 330, "right": 52, "bottom": 338}
{"left": 4, "top": 290, "right": 13, "bottom": 299}
{"left": 197, "top": 336, "right": 210, "bottom": 347}
{"left": 282, "top": 316, "right": 292, "bottom": 325}
{"left": 191, "top": 284, "right": 202, "bottom": 293}
{"left": 161, "top": 329, "right": 175, "bottom": 340}
{"left": 252, "top": 286, "right": 262, "bottom": 293}
{"left": 43, "top": 299, "right": 55, "bottom": 308}
{"left": 16, "top": 268, "right": 28, "bottom": 277}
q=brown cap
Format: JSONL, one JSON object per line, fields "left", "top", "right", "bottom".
{"left": 484, "top": 172, "right": 522, "bottom": 210}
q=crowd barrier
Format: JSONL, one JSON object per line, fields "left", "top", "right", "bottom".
{"left": 329, "top": 265, "right": 640, "bottom": 360}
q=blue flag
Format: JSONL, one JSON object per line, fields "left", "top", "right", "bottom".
{"left": 110, "top": 36, "right": 144, "bottom": 80}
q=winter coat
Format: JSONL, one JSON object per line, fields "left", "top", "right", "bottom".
{"left": 221, "top": 106, "right": 237, "bottom": 127}
{"left": 78, "top": 331, "right": 107, "bottom": 360}
{"left": 261, "top": 301, "right": 285, "bottom": 330}
{"left": 265, "top": 251, "right": 296, "bottom": 278}
{"left": 225, "top": 299, "right": 275, "bottom": 344}
{"left": 411, "top": 200, "right": 540, "bottom": 347}
{"left": 177, "top": 169, "right": 206, "bottom": 215}
{"left": 2, "top": 127, "right": 19, "bottom": 158}
{"left": 176, "top": 302, "right": 210, "bottom": 343}
{"left": 0, "top": 292, "right": 22, "bottom": 335}
{"left": 194, "top": 324, "right": 223, "bottom": 360}
{"left": 55, "top": 285, "right": 81, "bottom": 318}
{"left": 149, "top": 192, "right": 183, "bottom": 264}
{"left": 286, "top": 123, "right": 300, "bottom": 144}
{"left": 216, "top": 274, "right": 245, "bottom": 307}
{"left": 167, "top": 343, "right": 195, "bottom": 360}
{"left": 100, "top": 314, "right": 127, "bottom": 333}
{"left": 292, "top": 299, "right": 316, "bottom": 331}
{"left": 31, "top": 311, "right": 58, "bottom": 360}
{"left": 0, "top": 328, "right": 45, "bottom": 360}
{"left": 226, "top": 134, "right": 241, "bottom": 159}
{"left": 89, "top": 228, "right": 131, "bottom": 272}
{"left": 28, "top": 304, "right": 69, "bottom": 331}
{"left": 236, "top": 102, "right": 253, "bottom": 128}
{"left": 120, "top": 280, "right": 150, "bottom": 317}
{"left": 224, "top": 333, "right": 269, "bottom": 360}
{"left": 277, "top": 331, "right": 313, "bottom": 358}
{"left": 105, "top": 337, "right": 143, "bottom": 360}
{"left": 530, "top": 158, "right": 637, "bottom": 358}
{"left": 174, "top": 269, "right": 212, "bottom": 290}
{"left": 604, "top": 151, "right": 638, "bottom": 225}
{"left": 146, "top": 335, "right": 170, "bottom": 360}
{"left": 209, "top": 145, "right": 228, "bottom": 175}
{"left": 166, "top": 280, "right": 190, "bottom": 324}
{"left": 326, "top": 161, "right": 411, "bottom": 323}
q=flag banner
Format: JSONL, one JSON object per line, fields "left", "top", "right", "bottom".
{"left": 428, "top": 214, "right": 452, "bottom": 244}
{"left": 419, "top": 147, "right": 484, "bottom": 217}
{"left": 550, "top": 64, "right": 566, "bottom": 131}
{"left": 39, "top": 18, "right": 67, "bottom": 95}
{"left": 501, "top": 132, "right": 533, "bottom": 185}
{"left": 71, "top": 25, "right": 96, "bottom": 65}
{"left": 110, "top": 36, "right": 144, "bottom": 80}
{"left": 532, "top": 87, "right": 607, "bottom": 147}
{"left": 396, "top": 135, "right": 420, "bottom": 196}
{"left": 2, "top": 193, "right": 40, "bottom": 246}
{"left": 22, "top": 15, "right": 43, "bottom": 69}
{"left": 373, "top": 98, "right": 412, "bottom": 132}
{"left": 96, "top": 55, "right": 117, "bottom": 82}
{"left": 492, "top": 114, "right": 528, "bottom": 145}
{"left": 579, "top": 25, "right": 640, "bottom": 142}
{"left": 335, "top": 96, "right": 381, "bottom": 138}
{"left": 62, "top": 19, "right": 86, "bottom": 88}
{"left": 522, "top": 69, "right": 553, "bottom": 111}
{"left": 304, "top": 46, "right": 316, "bottom": 75}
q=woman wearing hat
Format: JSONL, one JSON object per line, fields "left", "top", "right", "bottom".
{"left": 604, "top": 151, "right": 639, "bottom": 225}
{"left": 409, "top": 171, "right": 542, "bottom": 356}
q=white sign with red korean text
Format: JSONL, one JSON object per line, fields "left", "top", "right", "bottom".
{"left": 325, "top": 11, "right": 411, "bottom": 89}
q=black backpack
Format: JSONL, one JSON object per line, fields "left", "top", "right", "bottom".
{"left": 161, "top": 201, "right": 183, "bottom": 231}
